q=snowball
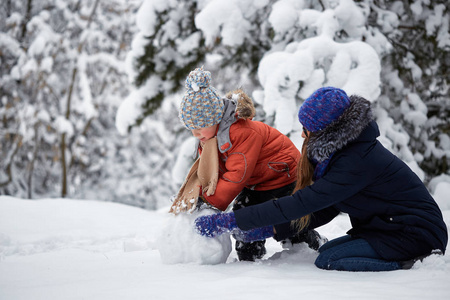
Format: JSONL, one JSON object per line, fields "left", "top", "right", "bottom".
{"left": 157, "top": 209, "right": 232, "bottom": 265}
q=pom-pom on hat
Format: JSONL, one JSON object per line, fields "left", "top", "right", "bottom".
{"left": 179, "top": 67, "right": 224, "bottom": 130}
{"left": 298, "top": 87, "right": 351, "bottom": 132}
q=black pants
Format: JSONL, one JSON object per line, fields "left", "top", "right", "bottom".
{"left": 232, "top": 182, "right": 296, "bottom": 261}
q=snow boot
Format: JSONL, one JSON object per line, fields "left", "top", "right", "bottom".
{"left": 236, "top": 240, "right": 266, "bottom": 261}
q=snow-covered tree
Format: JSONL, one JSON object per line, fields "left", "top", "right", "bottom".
{"left": 369, "top": 0, "right": 449, "bottom": 180}
{"left": 2, "top": 0, "right": 447, "bottom": 208}
{"left": 119, "top": 0, "right": 206, "bottom": 130}
{"left": 126, "top": 0, "right": 449, "bottom": 195}
{"left": 0, "top": 0, "right": 143, "bottom": 200}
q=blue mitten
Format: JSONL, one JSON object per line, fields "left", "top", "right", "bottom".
{"left": 233, "top": 226, "right": 274, "bottom": 243}
{"left": 194, "top": 212, "right": 237, "bottom": 238}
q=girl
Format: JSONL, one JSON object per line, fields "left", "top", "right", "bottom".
{"left": 171, "top": 67, "right": 324, "bottom": 261}
{"left": 194, "top": 87, "right": 448, "bottom": 271}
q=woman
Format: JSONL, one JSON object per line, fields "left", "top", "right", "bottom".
{"left": 194, "top": 87, "right": 448, "bottom": 271}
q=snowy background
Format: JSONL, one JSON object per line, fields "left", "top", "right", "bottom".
{"left": 1, "top": 195, "right": 450, "bottom": 300}
{"left": 1, "top": 0, "right": 450, "bottom": 299}
{"left": 1, "top": 0, "right": 449, "bottom": 209}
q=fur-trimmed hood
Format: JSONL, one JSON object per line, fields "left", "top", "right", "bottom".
{"left": 217, "top": 89, "right": 255, "bottom": 153}
{"left": 225, "top": 89, "right": 256, "bottom": 120}
{"left": 307, "top": 95, "right": 373, "bottom": 163}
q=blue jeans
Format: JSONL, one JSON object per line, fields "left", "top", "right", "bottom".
{"left": 314, "top": 235, "right": 401, "bottom": 271}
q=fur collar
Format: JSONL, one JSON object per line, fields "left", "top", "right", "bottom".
{"left": 224, "top": 89, "right": 256, "bottom": 119}
{"left": 307, "top": 95, "right": 373, "bottom": 163}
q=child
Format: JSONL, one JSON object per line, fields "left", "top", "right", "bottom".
{"left": 171, "top": 67, "right": 324, "bottom": 261}
{"left": 194, "top": 87, "right": 448, "bottom": 271}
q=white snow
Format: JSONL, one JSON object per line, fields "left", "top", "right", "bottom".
{"left": 195, "top": 0, "right": 251, "bottom": 47}
{"left": 115, "top": 76, "right": 164, "bottom": 135}
{"left": 1, "top": 195, "right": 449, "bottom": 299}
{"left": 115, "top": 89, "right": 142, "bottom": 135}
{"left": 171, "top": 136, "right": 197, "bottom": 185}
{"left": 2, "top": 1, "right": 450, "bottom": 298}
{"left": 53, "top": 116, "right": 74, "bottom": 137}
{"left": 135, "top": 0, "right": 169, "bottom": 37}
{"left": 158, "top": 209, "right": 232, "bottom": 265}
{"left": 256, "top": 4, "right": 381, "bottom": 135}
{"left": 268, "top": 0, "right": 300, "bottom": 34}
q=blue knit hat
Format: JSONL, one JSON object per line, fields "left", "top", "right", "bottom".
{"left": 179, "top": 67, "right": 224, "bottom": 130}
{"left": 298, "top": 87, "right": 351, "bottom": 132}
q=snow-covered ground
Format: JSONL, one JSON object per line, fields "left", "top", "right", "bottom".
{"left": 1, "top": 195, "right": 449, "bottom": 300}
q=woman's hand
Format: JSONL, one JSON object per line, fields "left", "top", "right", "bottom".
{"left": 194, "top": 212, "right": 237, "bottom": 237}
{"left": 194, "top": 212, "right": 274, "bottom": 242}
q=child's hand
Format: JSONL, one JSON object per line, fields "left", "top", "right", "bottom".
{"left": 169, "top": 196, "right": 199, "bottom": 214}
{"left": 194, "top": 212, "right": 237, "bottom": 237}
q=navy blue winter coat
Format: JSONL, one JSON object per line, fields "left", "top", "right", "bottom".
{"left": 235, "top": 97, "right": 447, "bottom": 262}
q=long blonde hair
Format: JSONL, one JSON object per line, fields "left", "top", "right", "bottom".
{"left": 291, "top": 134, "right": 314, "bottom": 232}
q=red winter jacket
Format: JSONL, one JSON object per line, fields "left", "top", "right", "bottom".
{"left": 201, "top": 92, "right": 300, "bottom": 211}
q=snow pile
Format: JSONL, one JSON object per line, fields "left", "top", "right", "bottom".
{"left": 413, "top": 251, "right": 449, "bottom": 271}
{"left": 157, "top": 209, "right": 232, "bottom": 265}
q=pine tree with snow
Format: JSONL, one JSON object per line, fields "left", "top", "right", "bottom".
{"left": 126, "top": 0, "right": 449, "bottom": 193}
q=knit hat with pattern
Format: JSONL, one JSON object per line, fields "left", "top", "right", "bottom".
{"left": 179, "top": 67, "right": 224, "bottom": 130}
{"left": 298, "top": 87, "right": 351, "bottom": 132}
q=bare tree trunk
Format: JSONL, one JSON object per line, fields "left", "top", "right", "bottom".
{"left": 0, "top": 135, "right": 22, "bottom": 187}
{"left": 61, "top": 132, "right": 68, "bottom": 197}
{"left": 60, "top": 0, "right": 99, "bottom": 197}
{"left": 5, "top": 0, "right": 12, "bottom": 17}
{"left": 20, "top": 0, "right": 33, "bottom": 41}
{"left": 27, "top": 122, "right": 40, "bottom": 199}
